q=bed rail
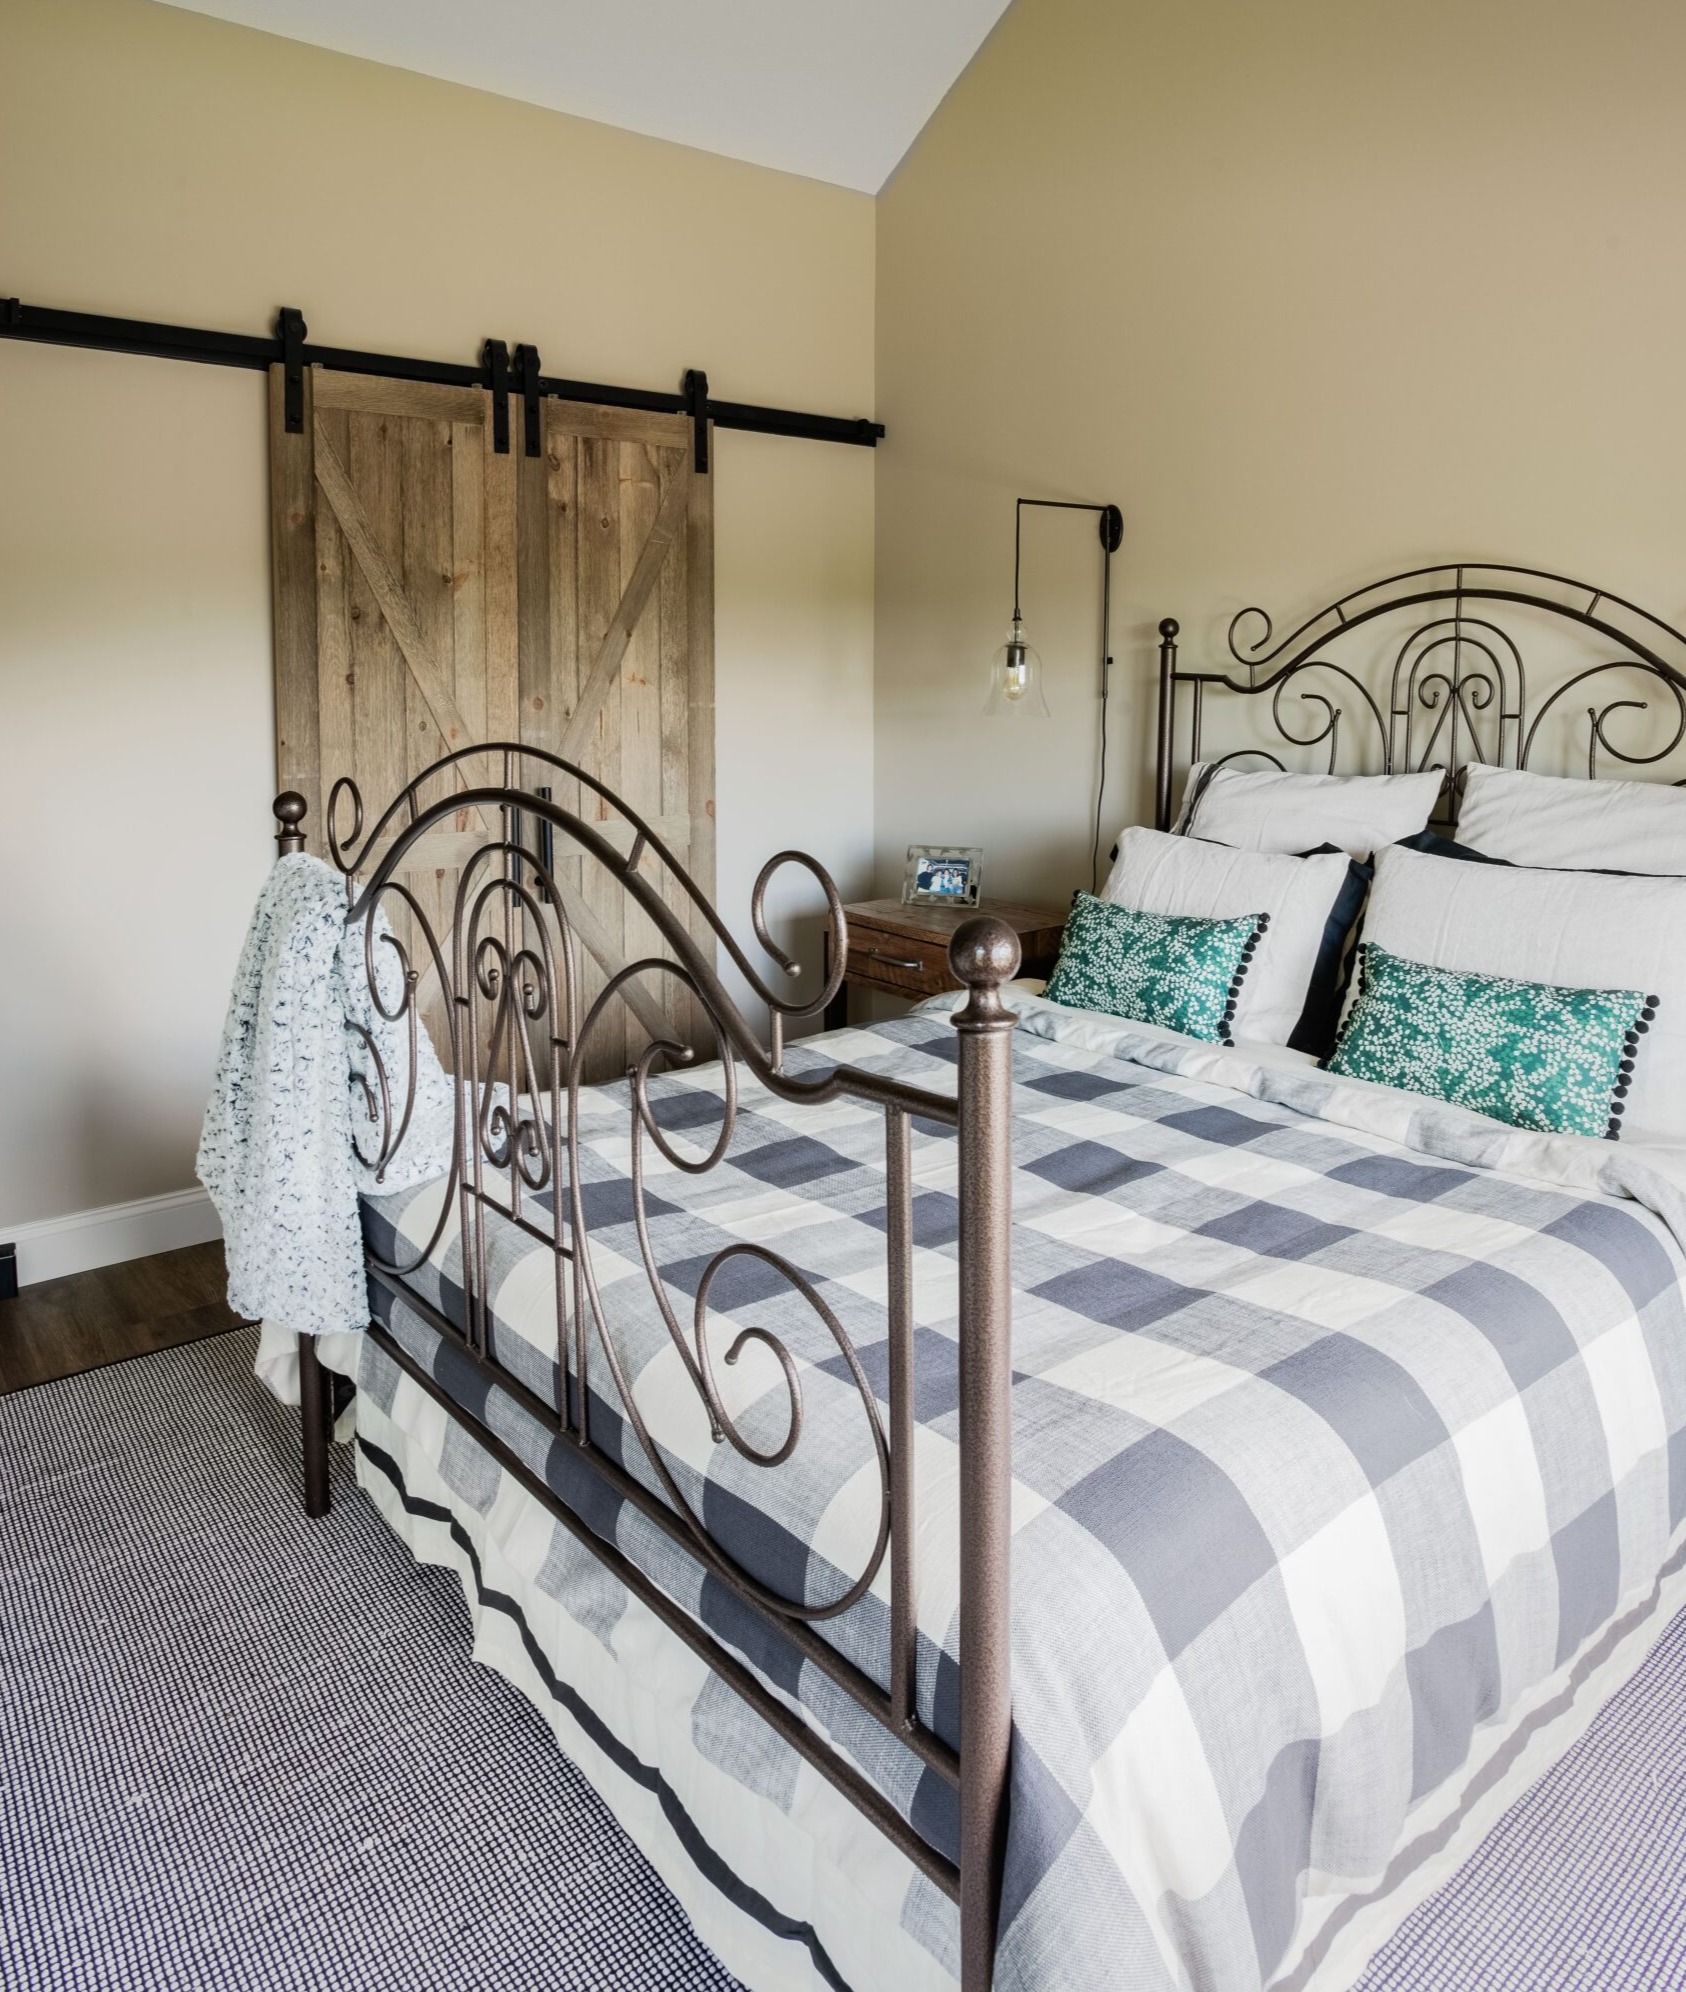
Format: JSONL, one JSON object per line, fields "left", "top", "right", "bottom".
{"left": 272, "top": 748, "right": 1018, "bottom": 1992}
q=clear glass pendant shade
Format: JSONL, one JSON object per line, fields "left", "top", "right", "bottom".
{"left": 984, "top": 617, "right": 1050, "bottom": 716}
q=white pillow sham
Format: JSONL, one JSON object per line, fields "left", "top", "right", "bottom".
{"left": 1101, "top": 826, "right": 1352, "bottom": 1046}
{"left": 1456, "top": 765, "right": 1686, "bottom": 875}
{"left": 1179, "top": 762, "right": 1444, "bottom": 858}
{"left": 1355, "top": 842, "right": 1686, "bottom": 1144}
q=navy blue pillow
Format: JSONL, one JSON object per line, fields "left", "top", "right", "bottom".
{"left": 1287, "top": 844, "right": 1373, "bottom": 1056}
{"left": 1395, "top": 827, "right": 1511, "bottom": 866}
{"left": 1396, "top": 825, "right": 1651, "bottom": 878}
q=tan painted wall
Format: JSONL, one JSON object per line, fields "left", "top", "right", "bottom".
{"left": 874, "top": 0, "right": 1686, "bottom": 904}
{"left": 0, "top": 0, "right": 875, "bottom": 1231}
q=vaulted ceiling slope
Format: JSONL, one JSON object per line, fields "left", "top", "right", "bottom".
{"left": 157, "top": 0, "right": 1013, "bottom": 193}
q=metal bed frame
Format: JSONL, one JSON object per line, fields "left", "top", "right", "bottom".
{"left": 268, "top": 560, "right": 1686, "bottom": 1992}
{"left": 273, "top": 748, "right": 1017, "bottom": 1992}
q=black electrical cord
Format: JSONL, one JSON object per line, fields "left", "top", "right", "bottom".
{"left": 1091, "top": 529, "right": 1117, "bottom": 894}
{"left": 1009, "top": 497, "right": 1122, "bottom": 894}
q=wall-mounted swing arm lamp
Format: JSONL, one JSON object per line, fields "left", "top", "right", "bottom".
{"left": 985, "top": 496, "right": 1125, "bottom": 889}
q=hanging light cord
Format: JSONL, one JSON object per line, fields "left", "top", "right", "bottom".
{"left": 1008, "top": 497, "right": 1123, "bottom": 893}
{"left": 1092, "top": 539, "right": 1115, "bottom": 894}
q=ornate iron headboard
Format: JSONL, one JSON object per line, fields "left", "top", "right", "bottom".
{"left": 1152, "top": 561, "right": 1686, "bottom": 831}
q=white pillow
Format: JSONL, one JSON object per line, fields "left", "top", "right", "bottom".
{"left": 1101, "top": 826, "right": 1353, "bottom": 1046}
{"left": 1457, "top": 765, "right": 1686, "bottom": 874}
{"left": 1356, "top": 842, "right": 1686, "bottom": 1144}
{"left": 1180, "top": 763, "right": 1444, "bottom": 858}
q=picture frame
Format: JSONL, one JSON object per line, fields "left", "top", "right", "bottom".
{"left": 902, "top": 844, "right": 984, "bottom": 909}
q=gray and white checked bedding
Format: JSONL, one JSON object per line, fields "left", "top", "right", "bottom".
{"left": 356, "top": 992, "right": 1686, "bottom": 1992}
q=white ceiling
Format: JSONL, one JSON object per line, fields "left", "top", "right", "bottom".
{"left": 158, "top": 0, "right": 1012, "bottom": 193}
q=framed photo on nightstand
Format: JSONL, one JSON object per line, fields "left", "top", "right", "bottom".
{"left": 902, "top": 844, "right": 984, "bottom": 908}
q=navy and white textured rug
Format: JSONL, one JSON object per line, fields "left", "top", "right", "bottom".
{"left": 3, "top": 1326, "right": 1686, "bottom": 1992}
{"left": 1, "top": 1330, "right": 741, "bottom": 1992}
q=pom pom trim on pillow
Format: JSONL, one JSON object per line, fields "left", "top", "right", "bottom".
{"left": 1326, "top": 940, "right": 1655, "bottom": 1140}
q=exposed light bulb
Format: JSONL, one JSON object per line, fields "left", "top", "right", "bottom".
{"left": 985, "top": 617, "right": 1049, "bottom": 716}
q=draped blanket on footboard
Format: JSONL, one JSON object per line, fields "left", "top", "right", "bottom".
{"left": 358, "top": 993, "right": 1686, "bottom": 1992}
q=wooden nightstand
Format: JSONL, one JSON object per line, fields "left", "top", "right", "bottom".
{"left": 822, "top": 898, "right": 1068, "bottom": 1031}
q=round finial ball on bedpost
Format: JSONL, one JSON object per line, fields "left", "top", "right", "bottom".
{"left": 1159, "top": 617, "right": 1180, "bottom": 643}
{"left": 273, "top": 790, "right": 308, "bottom": 856}
{"left": 949, "top": 915, "right": 1021, "bottom": 1026}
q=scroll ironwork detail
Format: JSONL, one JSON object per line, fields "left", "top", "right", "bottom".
{"left": 1156, "top": 562, "right": 1686, "bottom": 826}
{"left": 325, "top": 744, "right": 945, "bottom": 1648}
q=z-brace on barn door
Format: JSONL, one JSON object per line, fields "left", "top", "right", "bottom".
{"left": 268, "top": 364, "right": 716, "bottom": 1082}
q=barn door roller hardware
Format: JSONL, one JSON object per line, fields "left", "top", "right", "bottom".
{"left": 483, "top": 338, "right": 512, "bottom": 454}
{"left": 515, "top": 343, "right": 542, "bottom": 457}
{"left": 279, "top": 306, "right": 307, "bottom": 432}
{"left": 0, "top": 296, "right": 885, "bottom": 465}
{"left": 684, "top": 368, "right": 709, "bottom": 474}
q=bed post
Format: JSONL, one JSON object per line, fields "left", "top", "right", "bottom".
{"left": 950, "top": 916, "right": 1020, "bottom": 1992}
{"left": 1155, "top": 618, "right": 1180, "bottom": 832}
{"left": 273, "top": 790, "right": 332, "bottom": 1520}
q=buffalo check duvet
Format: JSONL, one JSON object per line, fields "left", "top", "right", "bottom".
{"left": 347, "top": 989, "right": 1686, "bottom": 1992}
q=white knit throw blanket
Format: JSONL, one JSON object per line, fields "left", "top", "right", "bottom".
{"left": 197, "top": 853, "right": 453, "bottom": 1350}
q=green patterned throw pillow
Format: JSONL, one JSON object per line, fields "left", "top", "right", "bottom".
{"left": 1043, "top": 892, "right": 1269, "bottom": 1044}
{"left": 1327, "top": 942, "right": 1655, "bottom": 1139}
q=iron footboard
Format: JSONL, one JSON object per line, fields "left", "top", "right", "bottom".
{"left": 272, "top": 749, "right": 1018, "bottom": 1992}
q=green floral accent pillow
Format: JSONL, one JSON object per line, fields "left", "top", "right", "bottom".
{"left": 1327, "top": 942, "right": 1656, "bottom": 1139}
{"left": 1043, "top": 892, "right": 1269, "bottom": 1044}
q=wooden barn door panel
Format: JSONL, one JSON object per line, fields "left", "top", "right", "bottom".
{"left": 269, "top": 366, "right": 715, "bottom": 1082}
{"left": 512, "top": 400, "right": 715, "bottom": 1081}
{"left": 272, "top": 366, "right": 514, "bottom": 1058}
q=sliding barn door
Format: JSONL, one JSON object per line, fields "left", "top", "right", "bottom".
{"left": 269, "top": 366, "right": 716, "bottom": 1081}
{"left": 516, "top": 397, "right": 715, "bottom": 1080}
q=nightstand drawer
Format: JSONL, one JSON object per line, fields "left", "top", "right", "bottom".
{"left": 845, "top": 926, "right": 954, "bottom": 996}
{"left": 824, "top": 896, "right": 1068, "bottom": 1030}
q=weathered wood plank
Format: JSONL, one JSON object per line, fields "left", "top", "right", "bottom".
{"left": 451, "top": 418, "right": 489, "bottom": 747}
{"left": 402, "top": 414, "right": 458, "bottom": 1057}
{"left": 539, "top": 417, "right": 584, "bottom": 912}
{"left": 549, "top": 404, "right": 690, "bottom": 452}
{"left": 346, "top": 410, "right": 409, "bottom": 888}
{"left": 657, "top": 444, "right": 690, "bottom": 827}
{"left": 576, "top": 432, "right": 625, "bottom": 1078}
{"left": 655, "top": 442, "right": 693, "bottom": 996}
{"left": 687, "top": 426, "right": 718, "bottom": 952}
{"left": 483, "top": 413, "right": 520, "bottom": 742}
{"left": 314, "top": 404, "right": 354, "bottom": 852}
{"left": 314, "top": 368, "right": 485, "bottom": 424}
{"left": 619, "top": 442, "right": 667, "bottom": 1060}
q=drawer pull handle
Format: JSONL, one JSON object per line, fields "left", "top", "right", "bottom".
{"left": 862, "top": 950, "right": 925, "bottom": 971}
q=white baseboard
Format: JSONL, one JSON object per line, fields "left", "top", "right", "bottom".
{"left": 4, "top": 1188, "right": 222, "bottom": 1288}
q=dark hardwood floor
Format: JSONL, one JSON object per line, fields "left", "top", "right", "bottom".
{"left": 0, "top": 1242, "right": 244, "bottom": 1395}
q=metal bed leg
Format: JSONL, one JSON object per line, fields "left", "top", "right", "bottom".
{"left": 298, "top": 1331, "right": 331, "bottom": 1518}
{"left": 271, "top": 795, "right": 331, "bottom": 1521}
{"left": 951, "top": 917, "right": 1021, "bottom": 1992}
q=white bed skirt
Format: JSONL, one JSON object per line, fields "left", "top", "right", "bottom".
{"left": 344, "top": 1347, "right": 960, "bottom": 1992}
